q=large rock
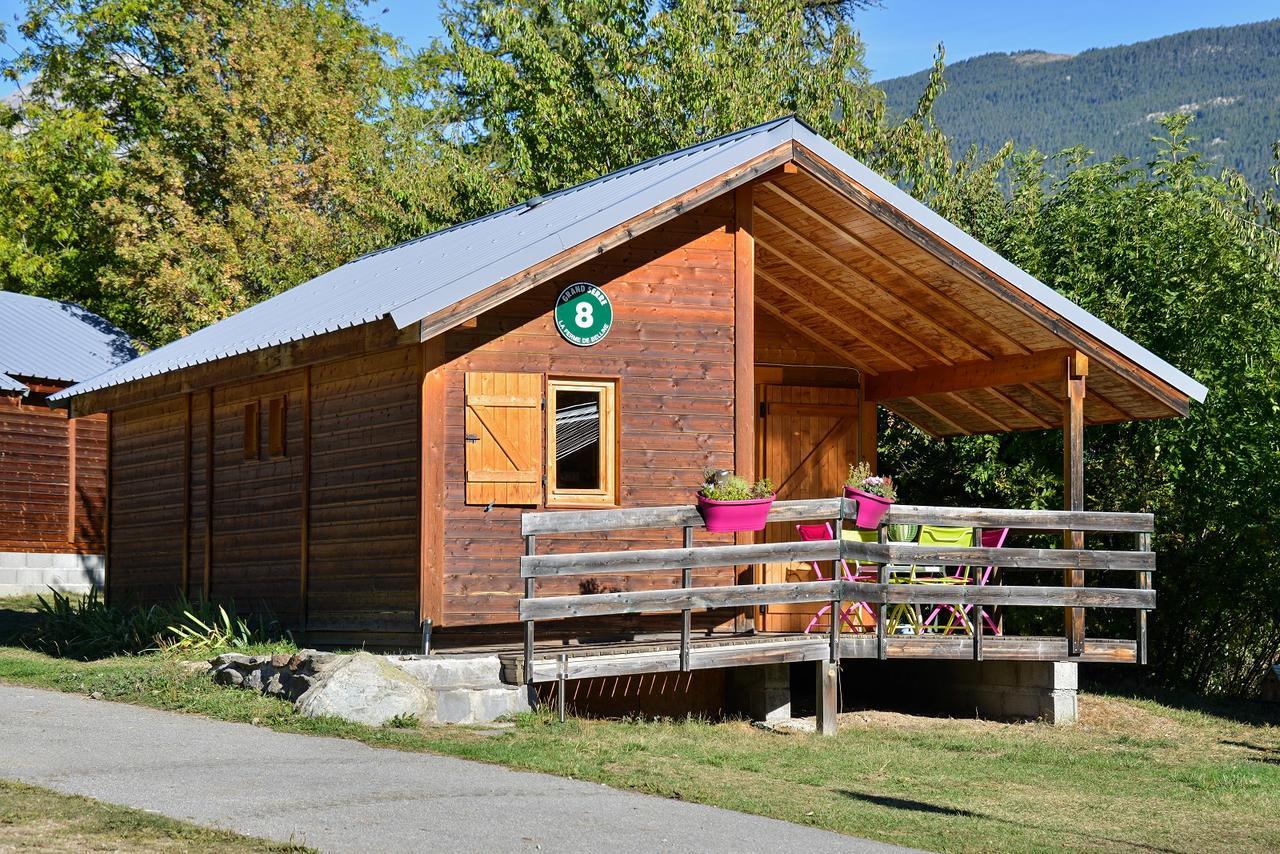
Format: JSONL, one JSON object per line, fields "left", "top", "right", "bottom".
{"left": 294, "top": 652, "right": 437, "bottom": 727}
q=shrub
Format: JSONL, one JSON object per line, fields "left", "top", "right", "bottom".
{"left": 26, "top": 589, "right": 292, "bottom": 660}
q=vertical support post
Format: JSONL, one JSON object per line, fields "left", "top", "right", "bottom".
{"left": 830, "top": 500, "right": 844, "bottom": 662}
{"left": 1136, "top": 530, "right": 1151, "bottom": 666}
{"left": 876, "top": 525, "right": 889, "bottom": 661}
{"left": 857, "top": 389, "right": 877, "bottom": 473}
{"left": 419, "top": 337, "right": 446, "bottom": 636}
{"left": 1063, "top": 352, "right": 1088, "bottom": 657}
{"left": 300, "top": 367, "right": 311, "bottom": 631}
{"left": 557, "top": 653, "right": 568, "bottom": 723}
{"left": 973, "top": 526, "right": 984, "bottom": 661}
{"left": 66, "top": 414, "right": 77, "bottom": 544}
{"left": 524, "top": 534, "right": 536, "bottom": 685}
{"left": 681, "top": 525, "right": 693, "bottom": 672}
{"left": 733, "top": 184, "right": 756, "bottom": 633}
{"left": 816, "top": 660, "right": 838, "bottom": 736}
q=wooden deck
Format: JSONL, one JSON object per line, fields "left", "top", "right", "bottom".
{"left": 463, "top": 631, "right": 1139, "bottom": 684}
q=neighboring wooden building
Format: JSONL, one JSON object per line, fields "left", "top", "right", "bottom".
{"left": 53, "top": 118, "right": 1205, "bottom": 647}
{"left": 1, "top": 292, "right": 135, "bottom": 595}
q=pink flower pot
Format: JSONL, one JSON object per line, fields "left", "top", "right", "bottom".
{"left": 844, "top": 486, "right": 893, "bottom": 529}
{"left": 696, "top": 494, "right": 776, "bottom": 533}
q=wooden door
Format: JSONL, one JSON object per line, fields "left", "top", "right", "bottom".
{"left": 756, "top": 385, "right": 858, "bottom": 633}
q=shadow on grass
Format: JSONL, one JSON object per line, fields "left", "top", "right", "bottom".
{"left": 837, "top": 790, "right": 1181, "bottom": 853}
{"left": 1089, "top": 680, "right": 1280, "bottom": 728}
{"left": 0, "top": 600, "right": 41, "bottom": 647}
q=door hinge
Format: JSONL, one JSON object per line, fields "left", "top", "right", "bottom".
{"left": 464, "top": 433, "right": 480, "bottom": 443}
{"left": 758, "top": 402, "right": 768, "bottom": 418}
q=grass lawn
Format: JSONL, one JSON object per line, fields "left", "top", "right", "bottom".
{"left": 0, "top": 779, "right": 310, "bottom": 852}
{"left": 2, "top": 595, "right": 1278, "bottom": 852}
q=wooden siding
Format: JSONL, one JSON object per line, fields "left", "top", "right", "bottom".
{"left": 0, "top": 393, "right": 107, "bottom": 555}
{"left": 106, "top": 342, "right": 421, "bottom": 639}
{"left": 307, "top": 346, "right": 420, "bottom": 635}
{"left": 437, "top": 198, "right": 741, "bottom": 628}
{"left": 108, "top": 398, "right": 185, "bottom": 603}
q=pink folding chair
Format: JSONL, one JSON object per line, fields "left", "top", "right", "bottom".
{"left": 795, "top": 523, "right": 876, "bottom": 634}
{"left": 922, "top": 527, "right": 1008, "bottom": 635}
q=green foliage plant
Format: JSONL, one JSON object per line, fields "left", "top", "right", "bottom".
{"left": 700, "top": 471, "right": 775, "bottom": 501}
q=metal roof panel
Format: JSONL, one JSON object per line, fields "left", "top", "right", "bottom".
{"left": 0, "top": 291, "right": 137, "bottom": 385}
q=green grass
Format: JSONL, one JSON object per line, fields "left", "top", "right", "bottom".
{"left": 2, "top": 595, "right": 1278, "bottom": 852}
{"left": 0, "top": 779, "right": 310, "bottom": 852}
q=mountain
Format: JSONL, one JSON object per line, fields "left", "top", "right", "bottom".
{"left": 879, "top": 19, "right": 1280, "bottom": 188}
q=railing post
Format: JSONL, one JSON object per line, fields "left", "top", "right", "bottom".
{"left": 829, "top": 501, "right": 844, "bottom": 663}
{"left": 1136, "top": 530, "right": 1151, "bottom": 665}
{"left": 680, "top": 525, "right": 693, "bottom": 672}
{"left": 876, "top": 524, "right": 888, "bottom": 661}
{"left": 972, "top": 526, "right": 983, "bottom": 661}
{"left": 557, "top": 653, "right": 567, "bottom": 723}
{"left": 524, "top": 534, "right": 536, "bottom": 685}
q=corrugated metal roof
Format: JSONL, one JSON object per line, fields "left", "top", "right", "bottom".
{"left": 0, "top": 291, "right": 137, "bottom": 390}
{"left": 0, "top": 372, "right": 28, "bottom": 393}
{"left": 51, "top": 116, "right": 1207, "bottom": 405}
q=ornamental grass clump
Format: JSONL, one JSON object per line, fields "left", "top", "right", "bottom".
{"left": 845, "top": 462, "right": 896, "bottom": 502}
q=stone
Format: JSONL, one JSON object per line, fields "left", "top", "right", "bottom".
{"left": 295, "top": 652, "right": 437, "bottom": 727}
{"left": 389, "top": 655, "right": 506, "bottom": 689}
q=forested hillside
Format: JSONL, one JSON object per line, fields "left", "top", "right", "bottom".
{"left": 881, "top": 18, "right": 1280, "bottom": 187}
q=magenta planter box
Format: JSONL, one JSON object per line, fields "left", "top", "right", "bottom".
{"left": 844, "top": 486, "right": 893, "bottom": 529}
{"left": 696, "top": 494, "right": 775, "bottom": 533}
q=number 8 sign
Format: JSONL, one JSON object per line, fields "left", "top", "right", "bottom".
{"left": 554, "top": 283, "right": 613, "bottom": 346}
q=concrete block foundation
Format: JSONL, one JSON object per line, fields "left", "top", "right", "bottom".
{"left": 0, "top": 552, "right": 103, "bottom": 596}
{"left": 840, "top": 659, "right": 1079, "bottom": 724}
{"left": 727, "top": 663, "right": 792, "bottom": 723}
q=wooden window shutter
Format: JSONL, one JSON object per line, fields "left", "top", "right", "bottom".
{"left": 464, "top": 372, "right": 542, "bottom": 506}
{"left": 267, "top": 395, "right": 287, "bottom": 457}
{"left": 243, "top": 402, "right": 260, "bottom": 461}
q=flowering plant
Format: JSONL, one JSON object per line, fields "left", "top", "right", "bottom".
{"left": 844, "top": 462, "right": 896, "bottom": 502}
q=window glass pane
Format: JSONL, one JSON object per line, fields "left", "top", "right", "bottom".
{"left": 554, "top": 389, "right": 601, "bottom": 490}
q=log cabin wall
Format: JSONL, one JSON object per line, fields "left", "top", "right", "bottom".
{"left": 434, "top": 197, "right": 741, "bottom": 630}
{"left": 0, "top": 390, "right": 107, "bottom": 555}
{"left": 105, "top": 343, "right": 421, "bottom": 643}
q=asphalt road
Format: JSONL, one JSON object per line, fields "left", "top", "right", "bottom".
{"left": 0, "top": 684, "right": 917, "bottom": 854}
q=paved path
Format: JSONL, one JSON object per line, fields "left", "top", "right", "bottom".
{"left": 0, "top": 685, "right": 913, "bottom": 853}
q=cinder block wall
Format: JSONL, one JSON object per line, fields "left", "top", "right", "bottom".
{"left": 0, "top": 552, "right": 103, "bottom": 596}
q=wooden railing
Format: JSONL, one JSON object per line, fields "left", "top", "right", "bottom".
{"left": 519, "top": 498, "right": 1155, "bottom": 683}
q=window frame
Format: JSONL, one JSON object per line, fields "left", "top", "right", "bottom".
{"left": 544, "top": 376, "right": 619, "bottom": 509}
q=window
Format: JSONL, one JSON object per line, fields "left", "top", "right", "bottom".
{"left": 546, "top": 378, "right": 617, "bottom": 508}
{"left": 243, "top": 402, "right": 260, "bottom": 461}
{"left": 267, "top": 395, "right": 287, "bottom": 457}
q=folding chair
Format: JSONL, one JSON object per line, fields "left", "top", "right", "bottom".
{"left": 795, "top": 523, "right": 876, "bottom": 634}
{"left": 920, "top": 526, "right": 1009, "bottom": 635}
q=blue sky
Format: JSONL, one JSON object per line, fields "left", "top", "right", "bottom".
{"left": 2, "top": 0, "right": 1278, "bottom": 83}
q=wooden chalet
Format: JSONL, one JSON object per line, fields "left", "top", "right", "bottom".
{"left": 1, "top": 292, "right": 136, "bottom": 595}
{"left": 53, "top": 119, "right": 1205, "bottom": 696}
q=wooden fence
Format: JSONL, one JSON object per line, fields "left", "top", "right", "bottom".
{"left": 519, "top": 498, "right": 1155, "bottom": 684}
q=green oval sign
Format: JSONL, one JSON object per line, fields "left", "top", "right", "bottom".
{"left": 554, "top": 282, "right": 613, "bottom": 346}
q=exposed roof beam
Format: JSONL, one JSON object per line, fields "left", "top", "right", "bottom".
{"left": 791, "top": 145, "right": 1194, "bottom": 416}
{"left": 756, "top": 270, "right": 892, "bottom": 374}
{"left": 754, "top": 204, "right": 968, "bottom": 365}
{"left": 984, "top": 387, "right": 1054, "bottom": 430}
{"left": 756, "top": 242, "right": 924, "bottom": 370}
{"left": 864, "top": 349, "right": 1074, "bottom": 403}
{"left": 908, "top": 396, "right": 971, "bottom": 435}
{"left": 760, "top": 180, "right": 1028, "bottom": 358}
{"left": 755, "top": 296, "right": 865, "bottom": 373}
{"left": 944, "top": 391, "right": 1013, "bottom": 433}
